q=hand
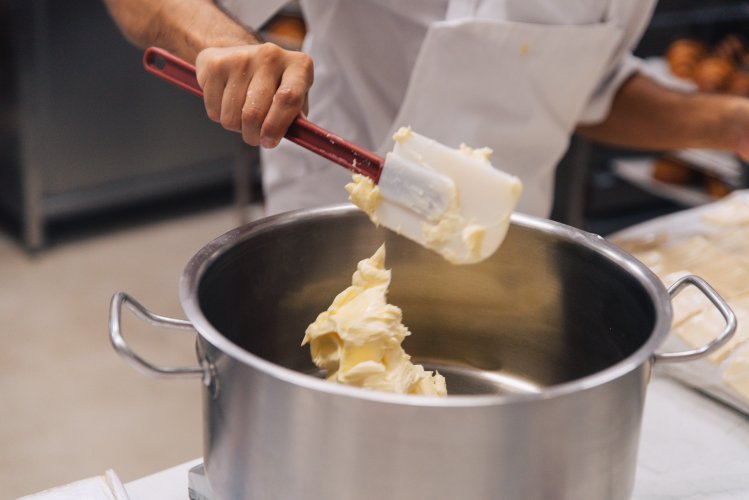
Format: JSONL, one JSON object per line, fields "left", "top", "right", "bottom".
{"left": 195, "top": 44, "right": 313, "bottom": 148}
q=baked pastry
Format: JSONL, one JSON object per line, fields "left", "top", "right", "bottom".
{"left": 267, "top": 16, "right": 306, "bottom": 42}
{"left": 667, "top": 38, "right": 708, "bottom": 79}
{"left": 705, "top": 175, "right": 732, "bottom": 199}
{"left": 727, "top": 70, "right": 749, "bottom": 96}
{"left": 652, "top": 157, "right": 696, "bottom": 185}
{"left": 263, "top": 15, "right": 306, "bottom": 49}
{"left": 693, "top": 56, "right": 735, "bottom": 92}
{"left": 714, "top": 34, "right": 747, "bottom": 65}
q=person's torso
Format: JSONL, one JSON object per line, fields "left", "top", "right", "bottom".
{"left": 259, "top": 0, "right": 656, "bottom": 215}
{"left": 299, "top": 0, "right": 640, "bottom": 150}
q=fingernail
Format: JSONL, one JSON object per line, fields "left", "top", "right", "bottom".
{"left": 260, "top": 137, "right": 276, "bottom": 148}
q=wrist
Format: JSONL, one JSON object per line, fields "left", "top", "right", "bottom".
{"left": 153, "top": 0, "right": 259, "bottom": 61}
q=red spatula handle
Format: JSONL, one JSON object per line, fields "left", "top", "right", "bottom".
{"left": 143, "top": 47, "right": 383, "bottom": 181}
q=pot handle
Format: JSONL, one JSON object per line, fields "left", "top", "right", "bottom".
{"left": 654, "top": 275, "right": 737, "bottom": 363}
{"left": 109, "top": 291, "right": 209, "bottom": 381}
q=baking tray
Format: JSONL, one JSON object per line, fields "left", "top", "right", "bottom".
{"left": 609, "top": 190, "right": 749, "bottom": 415}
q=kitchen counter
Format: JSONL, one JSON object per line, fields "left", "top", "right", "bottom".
{"left": 633, "top": 372, "right": 749, "bottom": 499}
{"left": 124, "top": 373, "right": 749, "bottom": 500}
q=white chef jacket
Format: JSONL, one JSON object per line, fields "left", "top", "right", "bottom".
{"left": 218, "top": 0, "right": 657, "bottom": 217}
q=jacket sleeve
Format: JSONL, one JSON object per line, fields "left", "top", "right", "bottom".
{"left": 577, "top": 53, "right": 644, "bottom": 125}
{"left": 576, "top": 0, "right": 658, "bottom": 125}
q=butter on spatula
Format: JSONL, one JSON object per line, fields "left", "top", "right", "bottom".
{"left": 347, "top": 127, "right": 523, "bottom": 265}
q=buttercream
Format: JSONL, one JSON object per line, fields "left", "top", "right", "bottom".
{"left": 302, "top": 245, "right": 447, "bottom": 396}
{"left": 346, "top": 127, "right": 522, "bottom": 264}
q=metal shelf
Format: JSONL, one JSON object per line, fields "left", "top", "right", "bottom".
{"left": 1, "top": 0, "right": 241, "bottom": 250}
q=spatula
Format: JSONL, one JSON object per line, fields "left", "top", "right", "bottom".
{"left": 143, "top": 47, "right": 454, "bottom": 222}
{"left": 144, "top": 47, "right": 522, "bottom": 264}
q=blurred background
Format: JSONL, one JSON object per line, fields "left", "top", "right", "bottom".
{"left": 2, "top": 0, "right": 749, "bottom": 497}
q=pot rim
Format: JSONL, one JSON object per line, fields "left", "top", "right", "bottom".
{"left": 179, "top": 203, "right": 671, "bottom": 407}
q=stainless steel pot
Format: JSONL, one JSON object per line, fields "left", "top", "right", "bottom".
{"left": 109, "top": 204, "right": 736, "bottom": 500}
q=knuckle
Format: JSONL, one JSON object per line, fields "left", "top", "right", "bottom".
{"left": 216, "top": 57, "right": 237, "bottom": 75}
{"left": 274, "top": 87, "right": 304, "bottom": 108}
{"left": 198, "top": 54, "right": 223, "bottom": 74}
{"left": 241, "top": 105, "right": 264, "bottom": 127}
{"left": 256, "top": 43, "right": 283, "bottom": 65}
{"left": 225, "top": 53, "right": 252, "bottom": 74}
{"left": 194, "top": 48, "right": 212, "bottom": 68}
{"left": 200, "top": 50, "right": 247, "bottom": 76}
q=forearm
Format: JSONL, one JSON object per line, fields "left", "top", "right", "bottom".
{"left": 103, "top": 0, "right": 259, "bottom": 62}
{"left": 576, "top": 72, "right": 749, "bottom": 154}
{"left": 105, "top": 0, "right": 312, "bottom": 148}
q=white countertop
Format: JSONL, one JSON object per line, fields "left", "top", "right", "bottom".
{"left": 124, "top": 374, "right": 749, "bottom": 500}
{"left": 631, "top": 373, "right": 749, "bottom": 499}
